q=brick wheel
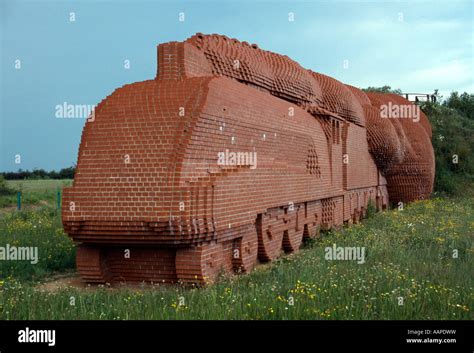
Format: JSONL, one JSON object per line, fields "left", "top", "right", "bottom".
{"left": 283, "top": 227, "right": 304, "bottom": 253}
{"left": 303, "top": 201, "right": 320, "bottom": 240}
{"left": 352, "top": 209, "right": 361, "bottom": 223}
{"left": 303, "top": 223, "right": 314, "bottom": 240}
{"left": 176, "top": 242, "right": 224, "bottom": 285}
{"left": 257, "top": 212, "right": 284, "bottom": 262}
{"left": 232, "top": 227, "right": 258, "bottom": 273}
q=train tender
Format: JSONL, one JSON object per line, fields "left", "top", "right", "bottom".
{"left": 62, "top": 34, "right": 435, "bottom": 284}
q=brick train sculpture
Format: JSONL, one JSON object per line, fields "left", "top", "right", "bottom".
{"left": 62, "top": 34, "right": 435, "bottom": 285}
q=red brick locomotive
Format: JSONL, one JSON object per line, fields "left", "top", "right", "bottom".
{"left": 62, "top": 34, "right": 435, "bottom": 285}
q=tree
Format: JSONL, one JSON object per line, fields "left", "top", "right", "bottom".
{"left": 421, "top": 94, "right": 474, "bottom": 196}
{"left": 362, "top": 86, "right": 403, "bottom": 95}
{"left": 443, "top": 91, "right": 474, "bottom": 120}
{"left": 58, "top": 167, "right": 75, "bottom": 179}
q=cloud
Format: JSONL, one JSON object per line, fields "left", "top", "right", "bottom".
{"left": 299, "top": 5, "right": 472, "bottom": 94}
{"left": 392, "top": 59, "right": 473, "bottom": 96}
{"left": 409, "top": 60, "right": 471, "bottom": 84}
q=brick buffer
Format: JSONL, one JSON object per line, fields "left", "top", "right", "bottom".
{"left": 62, "top": 33, "right": 435, "bottom": 285}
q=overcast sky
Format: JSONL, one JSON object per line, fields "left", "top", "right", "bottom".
{"left": 1, "top": 0, "right": 472, "bottom": 171}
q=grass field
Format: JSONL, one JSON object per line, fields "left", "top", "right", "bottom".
{"left": 0, "top": 180, "right": 472, "bottom": 320}
{"left": 0, "top": 179, "right": 72, "bottom": 210}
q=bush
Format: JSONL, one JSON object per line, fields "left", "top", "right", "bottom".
{"left": 362, "top": 86, "right": 402, "bottom": 94}
{"left": 421, "top": 99, "right": 474, "bottom": 197}
{"left": 443, "top": 91, "right": 474, "bottom": 120}
{"left": 0, "top": 175, "right": 15, "bottom": 196}
{"left": 366, "top": 199, "right": 377, "bottom": 218}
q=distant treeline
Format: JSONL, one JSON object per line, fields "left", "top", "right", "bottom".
{"left": 1, "top": 167, "right": 75, "bottom": 180}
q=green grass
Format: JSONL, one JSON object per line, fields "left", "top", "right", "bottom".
{"left": 0, "top": 208, "right": 76, "bottom": 282}
{"left": 0, "top": 179, "right": 76, "bottom": 281}
{"left": 5, "top": 179, "right": 72, "bottom": 192}
{"left": 0, "top": 179, "right": 72, "bottom": 209}
{"left": 0, "top": 186, "right": 472, "bottom": 320}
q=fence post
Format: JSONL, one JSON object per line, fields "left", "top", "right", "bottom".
{"left": 57, "top": 189, "right": 61, "bottom": 210}
{"left": 17, "top": 191, "right": 21, "bottom": 210}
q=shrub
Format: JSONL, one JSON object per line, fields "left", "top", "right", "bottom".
{"left": 0, "top": 175, "right": 15, "bottom": 196}
{"left": 366, "top": 199, "right": 377, "bottom": 218}
{"left": 421, "top": 99, "right": 474, "bottom": 197}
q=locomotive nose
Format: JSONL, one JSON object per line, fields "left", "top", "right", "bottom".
{"left": 61, "top": 78, "right": 208, "bottom": 240}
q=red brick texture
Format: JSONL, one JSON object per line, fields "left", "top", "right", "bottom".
{"left": 62, "top": 34, "right": 434, "bottom": 285}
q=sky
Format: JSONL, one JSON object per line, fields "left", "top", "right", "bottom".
{"left": 1, "top": 0, "right": 473, "bottom": 171}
